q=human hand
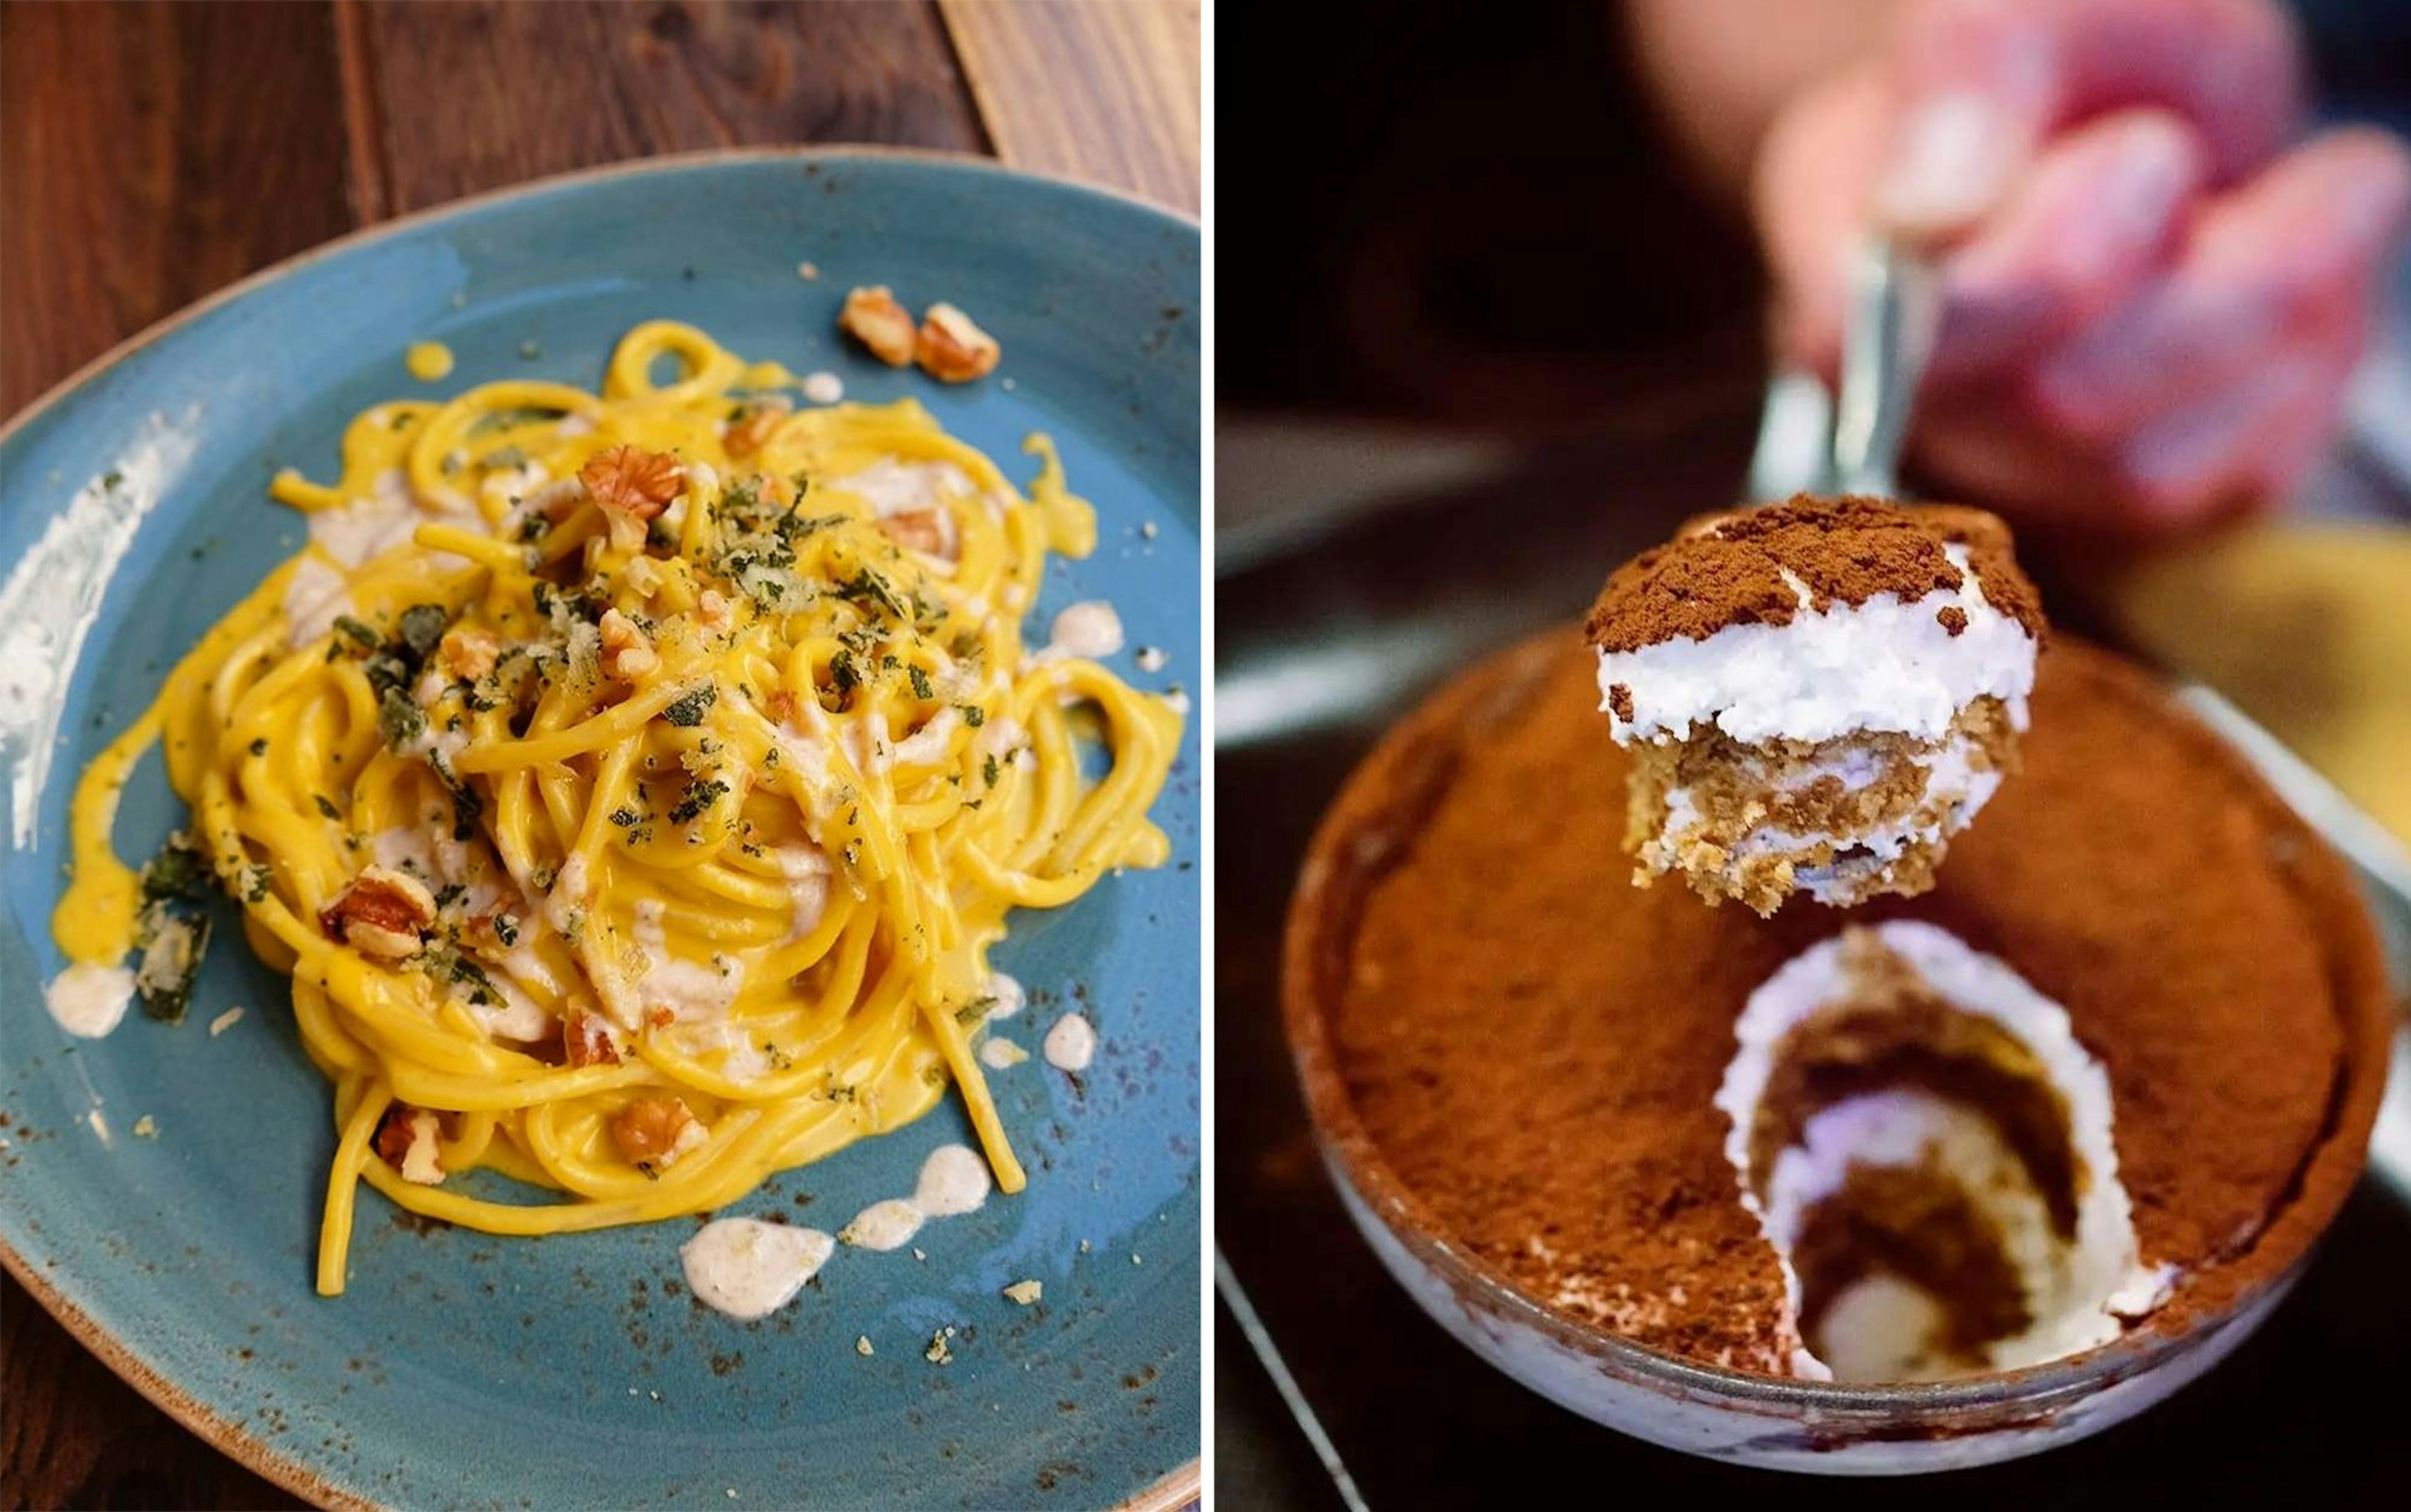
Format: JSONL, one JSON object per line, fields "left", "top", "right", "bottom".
{"left": 1754, "top": 0, "right": 2411, "bottom": 531}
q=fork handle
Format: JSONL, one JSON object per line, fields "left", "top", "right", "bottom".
{"left": 1744, "top": 240, "right": 1940, "bottom": 505}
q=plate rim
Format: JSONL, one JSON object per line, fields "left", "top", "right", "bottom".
{"left": 0, "top": 142, "right": 1202, "bottom": 1511}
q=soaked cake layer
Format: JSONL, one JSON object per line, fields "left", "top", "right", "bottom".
{"left": 1624, "top": 698, "right": 2019, "bottom": 914}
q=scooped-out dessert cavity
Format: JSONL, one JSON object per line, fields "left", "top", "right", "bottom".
{"left": 1715, "top": 921, "right": 2168, "bottom": 1381}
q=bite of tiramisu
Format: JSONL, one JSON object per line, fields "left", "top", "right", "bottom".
{"left": 1587, "top": 497, "right": 2043, "bottom": 914}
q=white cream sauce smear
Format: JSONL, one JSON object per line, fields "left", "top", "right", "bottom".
{"left": 1044, "top": 1012, "right": 1097, "bottom": 1072}
{"left": 839, "top": 1143, "right": 993, "bottom": 1251}
{"left": 45, "top": 963, "right": 134, "bottom": 1038}
{"left": 681, "top": 1217, "right": 837, "bottom": 1320}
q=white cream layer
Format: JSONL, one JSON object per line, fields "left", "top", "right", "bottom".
{"left": 1715, "top": 921, "right": 2167, "bottom": 1381}
{"left": 1597, "top": 544, "right": 2036, "bottom": 745}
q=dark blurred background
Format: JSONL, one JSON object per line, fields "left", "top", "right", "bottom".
{"left": 1218, "top": 2, "right": 1760, "bottom": 433}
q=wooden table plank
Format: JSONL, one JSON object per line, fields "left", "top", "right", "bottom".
{"left": 0, "top": 0, "right": 356, "bottom": 414}
{"left": 1, "top": 1282, "right": 298, "bottom": 1510}
{"left": 940, "top": 0, "right": 1201, "bottom": 214}
{"left": 342, "top": 0, "right": 990, "bottom": 218}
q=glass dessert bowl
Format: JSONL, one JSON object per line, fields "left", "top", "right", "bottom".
{"left": 1281, "top": 632, "right": 2395, "bottom": 1474}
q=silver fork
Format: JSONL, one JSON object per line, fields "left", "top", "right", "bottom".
{"left": 1745, "top": 239, "right": 1942, "bottom": 503}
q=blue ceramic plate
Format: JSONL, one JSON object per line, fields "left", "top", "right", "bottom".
{"left": 0, "top": 150, "right": 1199, "bottom": 1509}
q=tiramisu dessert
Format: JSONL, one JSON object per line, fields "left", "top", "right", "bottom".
{"left": 1287, "top": 634, "right": 2390, "bottom": 1384}
{"left": 1587, "top": 498, "right": 2043, "bottom": 914}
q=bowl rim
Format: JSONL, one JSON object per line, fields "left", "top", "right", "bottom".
{"left": 1279, "top": 629, "right": 2397, "bottom": 1428}
{"left": 0, "top": 142, "right": 1202, "bottom": 1512}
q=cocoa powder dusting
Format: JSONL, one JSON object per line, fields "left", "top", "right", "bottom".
{"left": 1302, "top": 634, "right": 2383, "bottom": 1374}
{"left": 1584, "top": 497, "right": 2044, "bottom": 654}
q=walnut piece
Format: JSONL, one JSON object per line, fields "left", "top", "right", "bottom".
{"left": 876, "top": 508, "right": 951, "bottom": 558}
{"left": 914, "top": 303, "right": 1001, "bottom": 384}
{"left": 563, "top": 1005, "right": 622, "bottom": 1067}
{"left": 725, "top": 400, "right": 793, "bottom": 458}
{"left": 318, "top": 865, "right": 436, "bottom": 961}
{"left": 623, "top": 554, "right": 667, "bottom": 597}
{"left": 839, "top": 286, "right": 917, "bottom": 366}
{"left": 374, "top": 1104, "right": 446, "bottom": 1185}
{"left": 436, "top": 626, "right": 499, "bottom": 683}
{"left": 612, "top": 1095, "right": 708, "bottom": 1169}
{"left": 579, "top": 445, "right": 683, "bottom": 519}
{"left": 598, "top": 607, "right": 659, "bottom": 681}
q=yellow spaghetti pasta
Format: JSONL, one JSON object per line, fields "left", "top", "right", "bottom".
{"left": 53, "top": 322, "right": 1181, "bottom": 1295}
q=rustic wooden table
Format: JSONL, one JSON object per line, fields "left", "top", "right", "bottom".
{"left": 0, "top": 3, "right": 1197, "bottom": 1504}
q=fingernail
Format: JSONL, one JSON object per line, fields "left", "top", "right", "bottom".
{"left": 2341, "top": 144, "right": 2411, "bottom": 247}
{"left": 2093, "top": 122, "right": 2200, "bottom": 247}
{"left": 1875, "top": 93, "right": 2017, "bottom": 239}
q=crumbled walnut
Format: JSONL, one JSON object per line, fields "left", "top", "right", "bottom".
{"left": 460, "top": 909, "right": 517, "bottom": 955}
{"left": 611, "top": 1096, "right": 707, "bottom": 1169}
{"left": 525, "top": 476, "right": 588, "bottom": 524}
{"left": 623, "top": 555, "right": 667, "bottom": 598}
{"left": 579, "top": 445, "right": 682, "bottom": 519}
{"left": 914, "top": 303, "right": 1000, "bottom": 383}
{"left": 598, "top": 608, "right": 659, "bottom": 681}
{"left": 563, "top": 1006, "right": 622, "bottom": 1067}
{"left": 318, "top": 865, "right": 436, "bottom": 960}
{"left": 375, "top": 1104, "right": 446, "bottom": 1185}
{"left": 839, "top": 286, "right": 917, "bottom": 366}
{"left": 876, "top": 509, "right": 950, "bottom": 557}
{"left": 437, "top": 626, "right": 499, "bottom": 683}
{"left": 725, "top": 400, "right": 793, "bottom": 458}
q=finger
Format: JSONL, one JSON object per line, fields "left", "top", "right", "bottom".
{"left": 1756, "top": 65, "right": 1890, "bottom": 377}
{"left": 1909, "top": 401, "right": 2118, "bottom": 525}
{"left": 2030, "top": 127, "right": 2411, "bottom": 435}
{"left": 1927, "top": 108, "right": 2207, "bottom": 383}
{"left": 2116, "top": 342, "right": 2362, "bottom": 519}
{"left": 1912, "top": 327, "right": 2362, "bottom": 529}
{"left": 1874, "top": 0, "right": 2299, "bottom": 242}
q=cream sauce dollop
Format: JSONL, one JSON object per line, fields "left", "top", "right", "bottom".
{"left": 838, "top": 1143, "right": 993, "bottom": 1251}
{"left": 1043, "top": 1011, "right": 1096, "bottom": 1072}
{"left": 45, "top": 962, "right": 135, "bottom": 1038}
{"left": 680, "top": 1217, "right": 836, "bottom": 1320}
